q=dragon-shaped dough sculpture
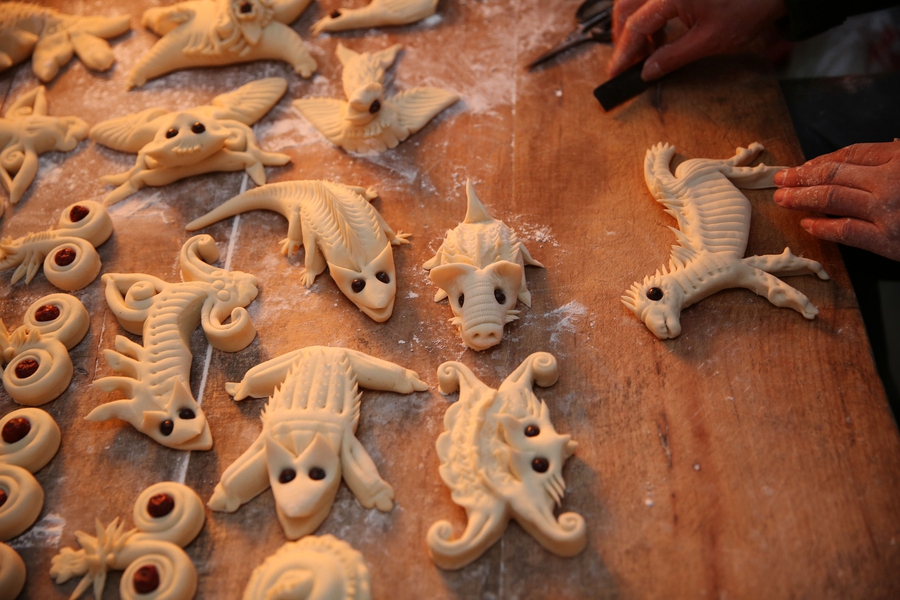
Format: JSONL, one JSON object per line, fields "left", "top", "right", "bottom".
{"left": 0, "top": 3, "right": 130, "bottom": 82}
{"left": 0, "top": 201, "right": 112, "bottom": 291}
{"left": 0, "top": 408, "right": 60, "bottom": 600}
{"left": 1, "top": 294, "right": 90, "bottom": 407}
{"left": 428, "top": 352, "right": 584, "bottom": 570}
{"left": 208, "top": 346, "right": 427, "bottom": 539}
{"left": 424, "top": 180, "right": 543, "bottom": 351}
{"left": 51, "top": 481, "right": 205, "bottom": 600}
{"left": 293, "top": 43, "right": 458, "bottom": 153}
{"left": 186, "top": 180, "right": 410, "bottom": 322}
{"left": 0, "top": 86, "right": 88, "bottom": 215}
{"left": 129, "top": 0, "right": 317, "bottom": 89}
{"left": 87, "top": 235, "right": 259, "bottom": 451}
{"left": 622, "top": 143, "right": 830, "bottom": 340}
{"left": 243, "top": 534, "right": 372, "bottom": 600}
{"left": 312, "top": 0, "right": 438, "bottom": 35}
{"left": 90, "top": 77, "right": 291, "bottom": 206}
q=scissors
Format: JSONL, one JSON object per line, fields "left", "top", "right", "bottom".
{"left": 528, "top": 0, "right": 614, "bottom": 70}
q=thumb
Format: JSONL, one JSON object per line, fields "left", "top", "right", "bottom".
{"left": 641, "top": 28, "right": 713, "bottom": 80}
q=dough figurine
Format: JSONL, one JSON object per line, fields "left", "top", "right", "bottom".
{"left": 91, "top": 77, "right": 291, "bottom": 205}
{"left": 0, "top": 201, "right": 113, "bottom": 291}
{"left": 0, "top": 86, "right": 88, "bottom": 214}
{"left": 622, "top": 143, "right": 830, "bottom": 340}
{"left": 51, "top": 481, "right": 205, "bottom": 600}
{"left": 1, "top": 294, "right": 90, "bottom": 406}
{"left": 0, "top": 3, "right": 130, "bottom": 82}
{"left": 243, "top": 534, "right": 371, "bottom": 600}
{"left": 294, "top": 43, "right": 458, "bottom": 153}
{"left": 424, "top": 180, "right": 543, "bottom": 351}
{"left": 208, "top": 346, "right": 427, "bottom": 539}
{"left": 0, "top": 408, "right": 61, "bottom": 600}
{"left": 87, "top": 235, "right": 259, "bottom": 451}
{"left": 129, "top": 0, "right": 317, "bottom": 89}
{"left": 429, "top": 353, "right": 585, "bottom": 570}
{"left": 186, "top": 180, "right": 410, "bottom": 322}
{"left": 312, "top": 0, "right": 438, "bottom": 35}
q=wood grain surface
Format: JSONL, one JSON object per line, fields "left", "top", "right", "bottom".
{"left": 2, "top": 1, "right": 899, "bottom": 598}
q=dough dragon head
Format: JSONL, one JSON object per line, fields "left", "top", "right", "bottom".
{"left": 139, "top": 379, "right": 212, "bottom": 450}
{"left": 345, "top": 82, "right": 385, "bottom": 126}
{"left": 328, "top": 242, "right": 397, "bottom": 323}
{"left": 142, "top": 112, "right": 232, "bottom": 168}
{"left": 622, "top": 270, "right": 686, "bottom": 339}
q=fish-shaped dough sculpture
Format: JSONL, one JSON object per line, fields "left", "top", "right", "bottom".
{"left": 312, "top": 0, "right": 438, "bottom": 35}
{"left": 0, "top": 86, "right": 88, "bottom": 215}
{"left": 294, "top": 43, "right": 458, "bottom": 153}
{"left": 0, "top": 2, "right": 130, "bottom": 82}
{"left": 186, "top": 180, "right": 411, "bottom": 322}
{"left": 90, "top": 77, "right": 290, "bottom": 205}
{"left": 129, "top": 0, "right": 317, "bottom": 89}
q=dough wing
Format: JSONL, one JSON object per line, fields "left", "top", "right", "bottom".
{"left": 391, "top": 87, "right": 458, "bottom": 133}
{"left": 89, "top": 107, "right": 169, "bottom": 152}
{"left": 211, "top": 77, "right": 288, "bottom": 125}
{"left": 293, "top": 98, "right": 346, "bottom": 144}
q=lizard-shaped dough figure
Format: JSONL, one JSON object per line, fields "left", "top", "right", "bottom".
{"left": 425, "top": 180, "right": 543, "bottom": 351}
{"left": 209, "top": 346, "right": 427, "bottom": 539}
{"left": 622, "top": 142, "right": 830, "bottom": 339}
{"left": 0, "top": 3, "right": 130, "bottom": 82}
{"left": 186, "top": 180, "right": 410, "bottom": 322}
{"left": 129, "top": 0, "right": 316, "bottom": 89}
{"left": 91, "top": 77, "right": 290, "bottom": 205}
{"left": 312, "top": 0, "right": 438, "bottom": 35}
{"left": 0, "top": 86, "right": 88, "bottom": 215}
{"left": 294, "top": 43, "right": 458, "bottom": 154}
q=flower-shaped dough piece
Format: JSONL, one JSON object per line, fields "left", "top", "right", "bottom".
{"left": 294, "top": 43, "right": 459, "bottom": 153}
{"left": 0, "top": 3, "right": 130, "bottom": 82}
{"left": 0, "top": 86, "right": 88, "bottom": 215}
{"left": 312, "top": 0, "right": 438, "bottom": 35}
{"left": 90, "top": 77, "right": 291, "bottom": 205}
{"left": 129, "top": 0, "right": 316, "bottom": 89}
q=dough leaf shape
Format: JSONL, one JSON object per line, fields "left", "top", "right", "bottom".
{"left": 312, "top": 0, "right": 438, "bottom": 34}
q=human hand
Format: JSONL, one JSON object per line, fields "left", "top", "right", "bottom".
{"left": 608, "top": 0, "right": 786, "bottom": 81}
{"left": 773, "top": 141, "right": 900, "bottom": 261}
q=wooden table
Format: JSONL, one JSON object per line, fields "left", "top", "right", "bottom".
{"left": 2, "top": 1, "right": 900, "bottom": 598}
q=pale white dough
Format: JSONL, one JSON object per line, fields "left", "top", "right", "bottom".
{"left": 428, "top": 353, "right": 585, "bottom": 570}
{"left": 208, "top": 346, "right": 427, "bottom": 540}
{"left": 622, "top": 143, "right": 830, "bottom": 339}
{"left": 424, "top": 180, "right": 543, "bottom": 351}
{"left": 313, "top": 0, "right": 438, "bottom": 35}
{"left": 0, "top": 543, "right": 26, "bottom": 600}
{"left": 87, "top": 235, "right": 259, "bottom": 451}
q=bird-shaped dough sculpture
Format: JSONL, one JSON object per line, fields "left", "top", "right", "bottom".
{"left": 90, "top": 77, "right": 291, "bottom": 206}
{"left": 129, "top": 0, "right": 317, "bottom": 89}
{"left": 312, "top": 0, "right": 438, "bottom": 35}
{"left": 0, "top": 2, "right": 130, "bottom": 82}
{"left": 294, "top": 43, "right": 458, "bottom": 154}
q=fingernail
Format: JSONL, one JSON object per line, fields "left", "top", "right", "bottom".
{"left": 773, "top": 170, "right": 785, "bottom": 185}
{"left": 773, "top": 189, "right": 785, "bottom": 204}
{"left": 641, "top": 61, "right": 663, "bottom": 81}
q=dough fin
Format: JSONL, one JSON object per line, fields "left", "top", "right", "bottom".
{"left": 211, "top": 77, "right": 288, "bottom": 125}
{"left": 392, "top": 87, "right": 459, "bottom": 134}
{"left": 463, "top": 179, "right": 492, "bottom": 224}
{"left": 90, "top": 108, "right": 169, "bottom": 152}
{"left": 292, "top": 98, "right": 346, "bottom": 144}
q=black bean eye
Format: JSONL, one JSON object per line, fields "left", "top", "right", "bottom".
{"left": 159, "top": 420, "right": 174, "bottom": 436}
{"left": 494, "top": 289, "right": 506, "bottom": 304}
{"left": 647, "top": 287, "right": 663, "bottom": 301}
{"left": 375, "top": 271, "right": 390, "bottom": 284}
{"left": 308, "top": 467, "right": 326, "bottom": 480}
{"left": 178, "top": 409, "right": 196, "bottom": 420}
{"left": 532, "top": 457, "right": 549, "bottom": 473}
{"left": 279, "top": 469, "right": 296, "bottom": 483}
{"left": 330, "top": 9, "right": 341, "bottom": 18}
{"left": 240, "top": 1, "right": 253, "bottom": 13}
{"left": 369, "top": 99, "right": 381, "bottom": 114}
{"left": 458, "top": 294, "right": 464, "bottom": 308}
{"left": 191, "top": 122, "right": 205, "bottom": 134}
{"left": 524, "top": 424, "right": 540, "bottom": 437}
{"left": 351, "top": 279, "right": 365, "bottom": 293}
{"left": 165, "top": 128, "right": 178, "bottom": 139}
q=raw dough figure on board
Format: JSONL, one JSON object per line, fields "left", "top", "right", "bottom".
{"left": 312, "top": 0, "right": 438, "bottom": 35}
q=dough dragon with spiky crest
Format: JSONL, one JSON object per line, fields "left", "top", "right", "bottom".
{"left": 312, "top": 0, "right": 438, "bottom": 35}
{"left": 622, "top": 142, "right": 831, "bottom": 339}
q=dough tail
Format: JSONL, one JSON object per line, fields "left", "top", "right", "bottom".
{"left": 185, "top": 182, "right": 307, "bottom": 231}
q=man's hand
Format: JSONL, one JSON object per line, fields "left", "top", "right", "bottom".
{"left": 774, "top": 141, "right": 900, "bottom": 261}
{"left": 608, "top": 0, "right": 787, "bottom": 80}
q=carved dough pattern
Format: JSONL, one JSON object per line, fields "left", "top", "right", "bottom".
{"left": 51, "top": 481, "right": 205, "bottom": 600}
{"left": 429, "top": 353, "right": 585, "bottom": 570}
{"left": 90, "top": 77, "right": 291, "bottom": 206}
{"left": 243, "top": 534, "right": 372, "bottom": 600}
{"left": 1, "top": 294, "right": 89, "bottom": 406}
{"left": 130, "top": 0, "right": 316, "bottom": 89}
{"left": 0, "top": 86, "right": 88, "bottom": 213}
{"left": 186, "top": 180, "right": 410, "bottom": 322}
{"left": 208, "top": 346, "right": 427, "bottom": 539}
{"left": 0, "top": 201, "right": 112, "bottom": 291}
{"left": 87, "top": 235, "right": 259, "bottom": 451}
{"left": 424, "top": 180, "right": 543, "bottom": 351}
{"left": 622, "top": 143, "right": 830, "bottom": 339}
{"left": 313, "top": 0, "right": 438, "bottom": 35}
{"left": 293, "top": 43, "right": 458, "bottom": 153}
{"left": 0, "top": 3, "right": 130, "bottom": 82}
